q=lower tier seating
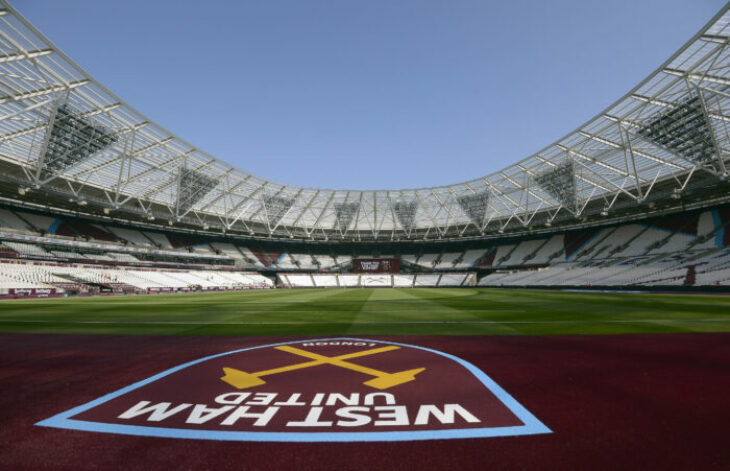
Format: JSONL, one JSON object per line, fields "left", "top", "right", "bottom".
{"left": 0, "top": 260, "right": 274, "bottom": 295}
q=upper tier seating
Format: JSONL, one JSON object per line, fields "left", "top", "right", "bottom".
{"left": 0, "top": 209, "right": 32, "bottom": 232}
{"left": 493, "top": 244, "right": 517, "bottom": 267}
{"left": 54, "top": 220, "right": 118, "bottom": 242}
{"left": 211, "top": 243, "right": 245, "bottom": 260}
{"left": 237, "top": 247, "right": 266, "bottom": 268}
{"left": 19, "top": 212, "right": 55, "bottom": 233}
{"left": 274, "top": 253, "right": 298, "bottom": 269}
{"left": 316, "top": 256, "right": 339, "bottom": 268}
{"left": 401, "top": 254, "right": 419, "bottom": 266}
{"left": 454, "top": 249, "right": 487, "bottom": 268}
{"left": 106, "top": 227, "right": 154, "bottom": 246}
{"left": 415, "top": 253, "right": 439, "bottom": 268}
{"left": 435, "top": 252, "right": 462, "bottom": 269}
{"left": 529, "top": 235, "right": 564, "bottom": 264}
{"left": 251, "top": 250, "right": 282, "bottom": 268}
{"left": 142, "top": 231, "right": 173, "bottom": 249}
{"left": 334, "top": 255, "right": 352, "bottom": 267}
{"left": 292, "top": 254, "right": 319, "bottom": 270}
{"left": 499, "top": 239, "right": 545, "bottom": 266}
{"left": 610, "top": 227, "right": 665, "bottom": 257}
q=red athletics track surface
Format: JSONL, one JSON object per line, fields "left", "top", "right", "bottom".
{"left": 0, "top": 333, "right": 728, "bottom": 470}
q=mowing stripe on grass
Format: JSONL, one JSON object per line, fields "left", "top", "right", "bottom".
{"left": 1, "top": 288, "right": 729, "bottom": 335}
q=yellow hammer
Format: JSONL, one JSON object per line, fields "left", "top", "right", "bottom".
{"left": 221, "top": 345, "right": 425, "bottom": 390}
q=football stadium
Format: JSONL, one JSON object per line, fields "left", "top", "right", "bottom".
{"left": 0, "top": 1, "right": 729, "bottom": 469}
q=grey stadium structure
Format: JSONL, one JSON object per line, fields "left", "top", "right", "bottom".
{"left": 3, "top": 4, "right": 730, "bottom": 470}
{"left": 0, "top": 0, "right": 729, "bottom": 292}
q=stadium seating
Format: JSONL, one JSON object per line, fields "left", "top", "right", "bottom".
{"left": 2, "top": 205, "right": 730, "bottom": 294}
{"left": 401, "top": 254, "right": 419, "bottom": 266}
{"left": 237, "top": 247, "right": 266, "bottom": 268}
{"left": 493, "top": 244, "right": 517, "bottom": 267}
{"left": 284, "top": 274, "right": 315, "bottom": 288}
{"left": 19, "top": 212, "right": 55, "bottom": 233}
{"left": 251, "top": 250, "right": 282, "bottom": 268}
{"left": 435, "top": 252, "right": 461, "bottom": 269}
{"left": 142, "top": 231, "right": 173, "bottom": 249}
{"left": 49, "top": 250, "right": 87, "bottom": 260}
{"left": 316, "top": 255, "right": 339, "bottom": 268}
{"left": 106, "top": 227, "right": 154, "bottom": 246}
{"left": 274, "top": 253, "right": 299, "bottom": 270}
{"left": 338, "top": 274, "right": 360, "bottom": 287}
{"left": 414, "top": 274, "right": 441, "bottom": 287}
{"left": 313, "top": 274, "right": 338, "bottom": 287}
{"left": 477, "top": 247, "right": 730, "bottom": 288}
{"left": 334, "top": 255, "right": 352, "bottom": 267}
{"left": 0, "top": 208, "right": 33, "bottom": 233}
{"left": 453, "top": 249, "right": 486, "bottom": 268}
{"left": 54, "top": 220, "right": 118, "bottom": 242}
{"left": 294, "top": 254, "right": 319, "bottom": 270}
{"left": 528, "top": 236, "right": 563, "bottom": 264}
{"left": 415, "top": 253, "right": 439, "bottom": 269}
{"left": 0, "top": 259, "right": 273, "bottom": 295}
{"left": 438, "top": 273, "right": 468, "bottom": 286}
{"left": 3, "top": 241, "right": 53, "bottom": 258}
{"left": 275, "top": 273, "right": 472, "bottom": 288}
{"left": 361, "top": 274, "right": 391, "bottom": 287}
{"left": 107, "top": 253, "right": 140, "bottom": 262}
{"left": 393, "top": 274, "right": 415, "bottom": 287}
{"left": 0, "top": 243, "right": 17, "bottom": 258}
{"left": 500, "top": 239, "right": 545, "bottom": 266}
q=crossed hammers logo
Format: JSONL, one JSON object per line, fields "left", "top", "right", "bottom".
{"left": 221, "top": 345, "right": 426, "bottom": 391}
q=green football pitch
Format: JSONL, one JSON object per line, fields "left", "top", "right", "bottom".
{"left": 1, "top": 288, "right": 729, "bottom": 336}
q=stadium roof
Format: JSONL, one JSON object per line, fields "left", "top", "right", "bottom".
{"left": 0, "top": 1, "right": 729, "bottom": 241}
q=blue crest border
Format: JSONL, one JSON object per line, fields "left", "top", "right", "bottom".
{"left": 36, "top": 337, "right": 551, "bottom": 442}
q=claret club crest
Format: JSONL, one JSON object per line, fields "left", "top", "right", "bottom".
{"left": 37, "top": 338, "right": 550, "bottom": 441}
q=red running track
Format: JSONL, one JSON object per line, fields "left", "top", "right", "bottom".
{"left": 0, "top": 332, "right": 728, "bottom": 470}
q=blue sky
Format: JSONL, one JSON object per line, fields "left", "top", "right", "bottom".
{"left": 13, "top": 0, "right": 726, "bottom": 190}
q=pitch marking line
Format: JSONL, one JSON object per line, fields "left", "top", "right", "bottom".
{"left": 0, "top": 318, "right": 727, "bottom": 325}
